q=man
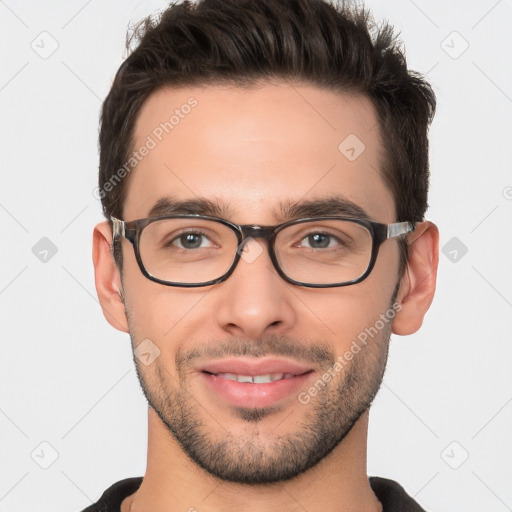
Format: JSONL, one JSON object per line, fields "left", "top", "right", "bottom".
{"left": 88, "top": 0, "right": 439, "bottom": 510}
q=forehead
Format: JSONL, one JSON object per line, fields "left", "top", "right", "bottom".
{"left": 124, "top": 82, "right": 395, "bottom": 223}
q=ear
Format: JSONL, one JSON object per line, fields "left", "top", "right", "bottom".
{"left": 392, "top": 221, "right": 439, "bottom": 335}
{"left": 92, "top": 221, "right": 129, "bottom": 333}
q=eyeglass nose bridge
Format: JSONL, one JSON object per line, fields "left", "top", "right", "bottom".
{"left": 233, "top": 225, "right": 281, "bottom": 269}
{"left": 235, "top": 224, "right": 280, "bottom": 255}
{"left": 238, "top": 224, "right": 277, "bottom": 242}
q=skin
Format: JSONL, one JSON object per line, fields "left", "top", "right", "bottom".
{"left": 93, "top": 82, "right": 439, "bottom": 512}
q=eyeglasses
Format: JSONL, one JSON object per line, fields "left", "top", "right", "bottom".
{"left": 111, "top": 214, "right": 414, "bottom": 288}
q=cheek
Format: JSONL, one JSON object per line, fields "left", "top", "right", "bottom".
{"left": 303, "top": 271, "right": 398, "bottom": 353}
{"left": 371, "top": 237, "right": 402, "bottom": 288}
{"left": 122, "top": 266, "right": 212, "bottom": 351}
{"left": 120, "top": 246, "right": 184, "bottom": 338}
{"left": 310, "top": 291, "right": 389, "bottom": 341}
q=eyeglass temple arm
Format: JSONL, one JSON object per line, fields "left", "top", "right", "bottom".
{"left": 111, "top": 217, "right": 125, "bottom": 238}
{"left": 387, "top": 221, "right": 415, "bottom": 239}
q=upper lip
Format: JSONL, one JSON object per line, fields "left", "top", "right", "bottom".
{"left": 198, "top": 357, "right": 313, "bottom": 377}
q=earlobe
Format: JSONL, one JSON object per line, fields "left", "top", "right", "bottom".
{"left": 392, "top": 221, "right": 439, "bottom": 336}
{"left": 92, "top": 221, "right": 130, "bottom": 333}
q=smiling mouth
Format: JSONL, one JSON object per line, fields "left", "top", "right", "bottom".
{"left": 203, "top": 371, "right": 300, "bottom": 383}
{"left": 199, "top": 364, "right": 315, "bottom": 408}
{"left": 202, "top": 370, "right": 313, "bottom": 384}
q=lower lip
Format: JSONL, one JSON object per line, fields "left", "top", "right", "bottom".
{"left": 200, "top": 372, "right": 314, "bottom": 409}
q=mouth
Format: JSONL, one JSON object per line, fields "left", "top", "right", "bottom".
{"left": 204, "top": 372, "right": 298, "bottom": 384}
{"left": 197, "top": 358, "right": 315, "bottom": 409}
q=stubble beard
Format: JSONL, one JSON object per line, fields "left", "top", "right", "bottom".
{"left": 129, "top": 320, "right": 391, "bottom": 485}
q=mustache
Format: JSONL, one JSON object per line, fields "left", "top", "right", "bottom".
{"left": 175, "top": 335, "right": 335, "bottom": 369}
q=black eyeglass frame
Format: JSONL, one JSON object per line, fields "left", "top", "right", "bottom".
{"left": 111, "top": 214, "right": 415, "bottom": 288}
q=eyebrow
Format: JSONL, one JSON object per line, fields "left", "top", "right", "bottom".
{"left": 148, "top": 197, "right": 232, "bottom": 218}
{"left": 147, "top": 195, "right": 371, "bottom": 223}
{"left": 276, "top": 196, "right": 370, "bottom": 222}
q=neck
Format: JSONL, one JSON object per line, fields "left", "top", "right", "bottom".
{"left": 124, "top": 408, "right": 382, "bottom": 512}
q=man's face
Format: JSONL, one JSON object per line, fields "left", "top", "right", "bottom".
{"left": 119, "top": 83, "right": 401, "bottom": 483}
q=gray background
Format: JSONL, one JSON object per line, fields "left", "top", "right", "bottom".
{"left": 1, "top": 1, "right": 511, "bottom": 510}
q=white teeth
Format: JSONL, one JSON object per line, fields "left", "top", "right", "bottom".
{"left": 252, "top": 375, "right": 269, "bottom": 384}
{"left": 254, "top": 373, "right": 284, "bottom": 383}
{"left": 216, "top": 372, "right": 290, "bottom": 383}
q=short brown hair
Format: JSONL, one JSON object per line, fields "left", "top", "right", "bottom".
{"left": 99, "top": 0, "right": 436, "bottom": 273}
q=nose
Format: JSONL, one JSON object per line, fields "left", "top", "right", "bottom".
{"left": 213, "top": 238, "right": 297, "bottom": 339}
